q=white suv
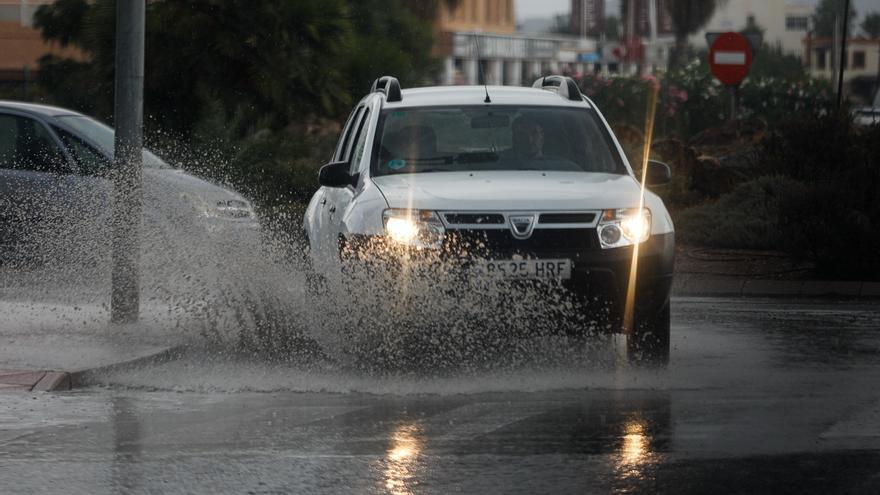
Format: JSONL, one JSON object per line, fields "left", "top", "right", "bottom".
{"left": 304, "top": 76, "right": 675, "bottom": 362}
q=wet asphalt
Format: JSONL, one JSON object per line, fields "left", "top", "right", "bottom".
{"left": 1, "top": 298, "right": 880, "bottom": 494}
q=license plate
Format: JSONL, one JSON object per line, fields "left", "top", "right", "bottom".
{"left": 471, "top": 259, "right": 572, "bottom": 280}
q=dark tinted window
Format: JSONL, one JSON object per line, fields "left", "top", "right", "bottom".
{"left": 338, "top": 106, "right": 365, "bottom": 163}
{"left": 52, "top": 126, "right": 111, "bottom": 176}
{"left": 372, "top": 106, "right": 624, "bottom": 176}
{"left": 349, "top": 109, "right": 371, "bottom": 175}
{"left": 54, "top": 115, "right": 170, "bottom": 169}
{"left": 0, "top": 114, "right": 67, "bottom": 174}
{"left": 333, "top": 106, "right": 361, "bottom": 162}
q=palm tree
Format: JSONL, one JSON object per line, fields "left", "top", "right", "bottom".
{"left": 663, "top": 0, "right": 723, "bottom": 69}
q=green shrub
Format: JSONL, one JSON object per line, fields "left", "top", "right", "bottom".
{"left": 577, "top": 59, "right": 834, "bottom": 140}
{"left": 224, "top": 128, "right": 337, "bottom": 206}
{"left": 676, "top": 176, "right": 809, "bottom": 249}
{"left": 759, "top": 114, "right": 880, "bottom": 278}
{"left": 679, "top": 115, "right": 880, "bottom": 280}
{"left": 777, "top": 184, "right": 879, "bottom": 279}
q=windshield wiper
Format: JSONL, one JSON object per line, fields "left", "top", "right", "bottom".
{"left": 455, "top": 151, "right": 499, "bottom": 164}
{"left": 388, "top": 168, "right": 453, "bottom": 175}
{"left": 394, "top": 156, "right": 454, "bottom": 164}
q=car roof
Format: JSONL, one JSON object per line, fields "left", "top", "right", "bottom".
{"left": 0, "top": 100, "right": 83, "bottom": 118}
{"left": 382, "top": 85, "right": 593, "bottom": 109}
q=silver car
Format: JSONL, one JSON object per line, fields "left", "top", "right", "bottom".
{"left": 0, "top": 101, "right": 257, "bottom": 267}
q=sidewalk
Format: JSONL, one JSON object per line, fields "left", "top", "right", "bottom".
{"left": 673, "top": 245, "right": 880, "bottom": 299}
{"left": 0, "top": 300, "right": 189, "bottom": 391}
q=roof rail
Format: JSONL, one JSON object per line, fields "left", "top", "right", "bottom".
{"left": 371, "top": 76, "right": 402, "bottom": 102}
{"left": 532, "top": 75, "right": 582, "bottom": 102}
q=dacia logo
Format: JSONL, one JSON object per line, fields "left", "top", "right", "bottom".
{"left": 509, "top": 214, "right": 536, "bottom": 240}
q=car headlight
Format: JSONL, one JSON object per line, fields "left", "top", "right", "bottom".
{"left": 597, "top": 208, "right": 651, "bottom": 249}
{"left": 383, "top": 209, "right": 445, "bottom": 249}
{"left": 205, "top": 199, "right": 254, "bottom": 220}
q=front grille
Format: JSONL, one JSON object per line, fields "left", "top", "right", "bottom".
{"left": 538, "top": 213, "right": 596, "bottom": 224}
{"left": 443, "top": 213, "right": 505, "bottom": 225}
{"left": 445, "top": 228, "right": 598, "bottom": 257}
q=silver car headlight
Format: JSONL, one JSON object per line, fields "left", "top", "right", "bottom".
{"left": 597, "top": 208, "right": 651, "bottom": 249}
{"left": 383, "top": 209, "right": 445, "bottom": 250}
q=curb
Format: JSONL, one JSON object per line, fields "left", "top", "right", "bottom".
{"left": 68, "top": 345, "right": 188, "bottom": 390}
{"left": 673, "top": 277, "right": 880, "bottom": 299}
{"left": 0, "top": 345, "right": 188, "bottom": 393}
{"left": 33, "top": 372, "right": 71, "bottom": 392}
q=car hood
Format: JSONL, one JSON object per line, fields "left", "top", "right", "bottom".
{"left": 371, "top": 171, "right": 644, "bottom": 211}
{"left": 145, "top": 168, "right": 249, "bottom": 204}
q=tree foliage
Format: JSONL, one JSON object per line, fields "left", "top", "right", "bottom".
{"left": 31, "top": 0, "right": 452, "bottom": 204}
{"left": 812, "top": 0, "right": 857, "bottom": 38}
{"left": 35, "top": 0, "right": 353, "bottom": 136}
{"left": 739, "top": 15, "right": 765, "bottom": 38}
{"left": 33, "top": 0, "right": 444, "bottom": 140}
{"left": 344, "top": 0, "right": 437, "bottom": 96}
{"left": 746, "top": 44, "right": 806, "bottom": 80}
{"left": 862, "top": 12, "right": 880, "bottom": 38}
{"left": 662, "top": 0, "right": 723, "bottom": 69}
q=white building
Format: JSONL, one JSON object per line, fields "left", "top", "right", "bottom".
{"left": 441, "top": 32, "right": 612, "bottom": 86}
{"left": 806, "top": 37, "right": 880, "bottom": 103}
{"left": 690, "top": 1, "right": 815, "bottom": 56}
{"left": 434, "top": 1, "right": 615, "bottom": 85}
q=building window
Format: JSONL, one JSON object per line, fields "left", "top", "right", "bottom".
{"left": 786, "top": 16, "right": 809, "bottom": 31}
{"left": 816, "top": 49, "right": 826, "bottom": 70}
{"left": 853, "top": 51, "right": 866, "bottom": 69}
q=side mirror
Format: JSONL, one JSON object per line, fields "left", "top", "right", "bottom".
{"left": 644, "top": 160, "right": 672, "bottom": 186}
{"left": 318, "top": 161, "right": 355, "bottom": 188}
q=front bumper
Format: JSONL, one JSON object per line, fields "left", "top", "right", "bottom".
{"left": 342, "top": 228, "right": 674, "bottom": 317}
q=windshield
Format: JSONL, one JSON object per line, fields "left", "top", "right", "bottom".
{"left": 55, "top": 115, "right": 170, "bottom": 169}
{"left": 372, "top": 106, "right": 625, "bottom": 176}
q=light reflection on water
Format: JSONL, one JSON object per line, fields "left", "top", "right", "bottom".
{"left": 384, "top": 421, "right": 424, "bottom": 494}
{"left": 614, "top": 414, "right": 658, "bottom": 483}
{"left": 620, "top": 417, "right": 648, "bottom": 466}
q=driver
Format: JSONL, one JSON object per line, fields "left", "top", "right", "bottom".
{"left": 510, "top": 114, "right": 545, "bottom": 159}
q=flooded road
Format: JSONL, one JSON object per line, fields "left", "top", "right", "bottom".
{"left": 1, "top": 298, "right": 880, "bottom": 494}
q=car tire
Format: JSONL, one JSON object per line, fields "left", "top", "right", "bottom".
{"left": 628, "top": 302, "right": 671, "bottom": 365}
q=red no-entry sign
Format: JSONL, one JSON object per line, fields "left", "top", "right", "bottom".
{"left": 709, "top": 32, "right": 753, "bottom": 86}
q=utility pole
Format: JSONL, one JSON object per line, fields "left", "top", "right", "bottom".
{"left": 111, "top": 1, "right": 145, "bottom": 324}
{"left": 627, "top": 0, "right": 636, "bottom": 74}
{"left": 836, "top": 0, "right": 850, "bottom": 110}
{"left": 645, "top": 0, "right": 658, "bottom": 75}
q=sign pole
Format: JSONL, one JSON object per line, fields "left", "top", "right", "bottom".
{"left": 728, "top": 85, "right": 737, "bottom": 123}
{"left": 110, "top": 1, "right": 145, "bottom": 324}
